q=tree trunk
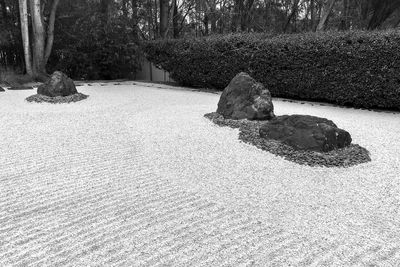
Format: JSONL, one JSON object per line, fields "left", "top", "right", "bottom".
{"left": 18, "top": 0, "right": 33, "bottom": 76}
{"left": 231, "top": 0, "right": 242, "bottom": 32}
{"left": 131, "top": 0, "right": 139, "bottom": 39}
{"left": 147, "top": 1, "right": 154, "bottom": 39}
{"left": 360, "top": 0, "right": 371, "bottom": 26}
{"left": 339, "top": 0, "right": 350, "bottom": 30}
{"left": 284, "top": 0, "right": 301, "bottom": 32}
{"left": 218, "top": 2, "right": 225, "bottom": 33}
{"left": 205, "top": 0, "right": 217, "bottom": 34}
{"left": 310, "top": 0, "right": 315, "bottom": 31}
{"left": 316, "top": 0, "right": 336, "bottom": 31}
{"left": 44, "top": 0, "right": 60, "bottom": 65}
{"left": 203, "top": 14, "right": 209, "bottom": 35}
{"left": 264, "top": 0, "right": 271, "bottom": 30}
{"left": 29, "top": 0, "right": 46, "bottom": 77}
{"left": 172, "top": 0, "right": 179, "bottom": 38}
{"left": 154, "top": 0, "right": 158, "bottom": 38}
{"left": 241, "top": 0, "right": 255, "bottom": 31}
{"left": 367, "top": 0, "right": 400, "bottom": 30}
{"left": 393, "top": 9, "right": 400, "bottom": 28}
{"left": 210, "top": 7, "right": 217, "bottom": 33}
{"left": 159, "top": 0, "right": 169, "bottom": 38}
{"left": 1, "top": 0, "right": 8, "bottom": 25}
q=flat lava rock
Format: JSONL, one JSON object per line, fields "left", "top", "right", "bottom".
{"left": 259, "top": 114, "right": 352, "bottom": 152}
{"left": 204, "top": 112, "right": 370, "bottom": 168}
{"left": 26, "top": 93, "right": 88, "bottom": 104}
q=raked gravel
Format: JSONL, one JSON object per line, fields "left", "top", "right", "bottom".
{"left": 1, "top": 82, "right": 400, "bottom": 266}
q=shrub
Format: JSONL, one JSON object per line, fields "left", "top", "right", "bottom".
{"left": 48, "top": 15, "right": 141, "bottom": 80}
{"left": 143, "top": 31, "right": 400, "bottom": 110}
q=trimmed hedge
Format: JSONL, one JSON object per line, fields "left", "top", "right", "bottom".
{"left": 143, "top": 31, "right": 400, "bottom": 110}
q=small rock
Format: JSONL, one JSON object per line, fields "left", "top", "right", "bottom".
{"left": 37, "top": 71, "right": 77, "bottom": 97}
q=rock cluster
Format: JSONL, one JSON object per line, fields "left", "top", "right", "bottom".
{"left": 205, "top": 112, "right": 370, "bottom": 168}
{"left": 209, "top": 72, "right": 369, "bottom": 167}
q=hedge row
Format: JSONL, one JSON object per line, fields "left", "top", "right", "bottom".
{"left": 143, "top": 31, "right": 400, "bottom": 110}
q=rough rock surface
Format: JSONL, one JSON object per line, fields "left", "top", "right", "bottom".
{"left": 259, "top": 115, "right": 352, "bottom": 152}
{"left": 205, "top": 112, "right": 370, "bottom": 168}
{"left": 217, "top": 72, "right": 274, "bottom": 120}
{"left": 37, "top": 71, "right": 77, "bottom": 97}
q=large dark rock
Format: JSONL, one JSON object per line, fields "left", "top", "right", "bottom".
{"left": 0, "top": 86, "right": 4, "bottom": 92}
{"left": 259, "top": 115, "right": 352, "bottom": 152}
{"left": 217, "top": 72, "right": 274, "bottom": 120}
{"left": 37, "top": 71, "right": 77, "bottom": 97}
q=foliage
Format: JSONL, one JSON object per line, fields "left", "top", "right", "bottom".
{"left": 48, "top": 11, "right": 141, "bottom": 80}
{"left": 3, "top": 0, "right": 400, "bottom": 80}
{"left": 143, "top": 30, "right": 400, "bottom": 110}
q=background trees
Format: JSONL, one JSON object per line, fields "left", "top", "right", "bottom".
{"left": 135, "top": 0, "right": 400, "bottom": 38}
{"left": 1, "top": 0, "right": 400, "bottom": 79}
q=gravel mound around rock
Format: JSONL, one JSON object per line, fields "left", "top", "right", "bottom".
{"left": 204, "top": 112, "right": 371, "bottom": 168}
{"left": 25, "top": 93, "right": 89, "bottom": 103}
{"left": 8, "top": 86, "right": 34, "bottom": 90}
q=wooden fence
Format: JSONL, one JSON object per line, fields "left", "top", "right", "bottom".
{"left": 136, "top": 58, "right": 174, "bottom": 82}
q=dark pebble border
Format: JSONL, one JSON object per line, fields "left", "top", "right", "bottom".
{"left": 204, "top": 112, "right": 371, "bottom": 168}
{"left": 26, "top": 93, "right": 89, "bottom": 104}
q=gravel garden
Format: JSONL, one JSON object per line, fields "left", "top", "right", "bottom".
{"left": 1, "top": 79, "right": 400, "bottom": 265}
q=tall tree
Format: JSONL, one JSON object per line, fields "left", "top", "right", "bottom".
{"left": 44, "top": 0, "right": 60, "bottom": 64}
{"left": 241, "top": 0, "right": 255, "bottom": 31}
{"left": 284, "top": 0, "right": 301, "bottom": 32}
{"left": 17, "top": 0, "right": 60, "bottom": 78}
{"left": 368, "top": 0, "right": 400, "bottom": 30}
{"left": 316, "top": 0, "right": 336, "bottom": 31}
{"left": 1, "top": 0, "right": 8, "bottom": 25}
{"left": 29, "top": 0, "right": 46, "bottom": 77}
{"left": 231, "top": 0, "right": 243, "bottom": 32}
{"left": 159, "top": 0, "right": 169, "bottom": 38}
{"left": 172, "top": 0, "right": 179, "bottom": 38}
{"left": 339, "top": 0, "right": 350, "bottom": 30}
{"left": 131, "top": 0, "right": 139, "bottom": 39}
{"left": 18, "top": 0, "right": 32, "bottom": 76}
{"left": 205, "top": 0, "right": 217, "bottom": 34}
{"left": 310, "top": 0, "right": 315, "bottom": 30}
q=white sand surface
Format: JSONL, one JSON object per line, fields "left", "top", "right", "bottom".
{"left": 1, "top": 82, "right": 400, "bottom": 266}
